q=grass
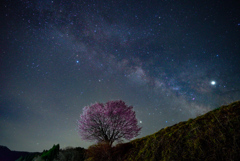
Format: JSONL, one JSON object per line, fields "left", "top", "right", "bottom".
{"left": 117, "top": 101, "right": 240, "bottom": 161}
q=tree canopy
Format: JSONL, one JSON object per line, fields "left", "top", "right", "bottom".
{"left": 78, "top": 100, "right": 141, "bottom": 146}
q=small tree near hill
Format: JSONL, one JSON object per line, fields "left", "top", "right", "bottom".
{"left": 77, "top": 100, "right": 141, "bottom": 146}
{"left": 41, "top": 144, "right": 60, "bottom": 161}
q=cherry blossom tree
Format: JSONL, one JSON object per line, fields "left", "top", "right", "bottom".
{"left": 77, "top": 100, "right": 141, "bottom": 146}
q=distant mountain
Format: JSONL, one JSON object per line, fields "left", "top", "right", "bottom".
{"left": 16, "top": 145, "right": 85, "bottom": 161}
{"left": 0, "top": 145, "right": 38, "bottom": 161}
{"left": 0, "top": 144, "right": 85, "bottom": 161}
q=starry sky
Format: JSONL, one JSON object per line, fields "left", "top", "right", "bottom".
{"left": 1, "top": 0, "right": 240, "bottom": 152}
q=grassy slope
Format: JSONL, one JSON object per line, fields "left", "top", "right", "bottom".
{"left": 122, "top": 101, "right": 240, "bottom": 161}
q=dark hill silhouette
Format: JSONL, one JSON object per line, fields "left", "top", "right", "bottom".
{"left": 0, "top": 145, "right": 39, "bottom": 161}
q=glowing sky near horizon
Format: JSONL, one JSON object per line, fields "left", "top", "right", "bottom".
{"left": 0, "top": 0, "right": 240, "bottom": 152}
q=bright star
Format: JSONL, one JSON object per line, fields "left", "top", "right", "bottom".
{"left": 211, "top": 81, "right": 216, "bottom": 85}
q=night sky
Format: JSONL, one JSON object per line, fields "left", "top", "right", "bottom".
{"left": 1, "top": 0, "right": 240, "bottom": 152}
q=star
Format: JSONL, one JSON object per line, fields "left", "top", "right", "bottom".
{"left": 1, "top": 0, "right": 239, "bottom": 152}
{"left": 211, "top": 81, "right": 216, "bottom": 85}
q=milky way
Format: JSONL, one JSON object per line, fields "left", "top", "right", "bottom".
{"left": 1, "top": 0, "right": 239, "bottom": 152}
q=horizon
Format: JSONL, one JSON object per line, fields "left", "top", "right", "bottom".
{"left": 1, "top": 100, "right": 239, "bottom": 153}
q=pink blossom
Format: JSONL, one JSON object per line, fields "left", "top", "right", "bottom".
{"left": 77, "top": 100, "right": 141, "bottom": 146}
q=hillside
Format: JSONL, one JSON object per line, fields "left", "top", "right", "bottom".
{"left": 116, "top": 101, "right": 240, "bottom": 161}
{"left": 2, "top": 101, "right": 240, "bottom": 161}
